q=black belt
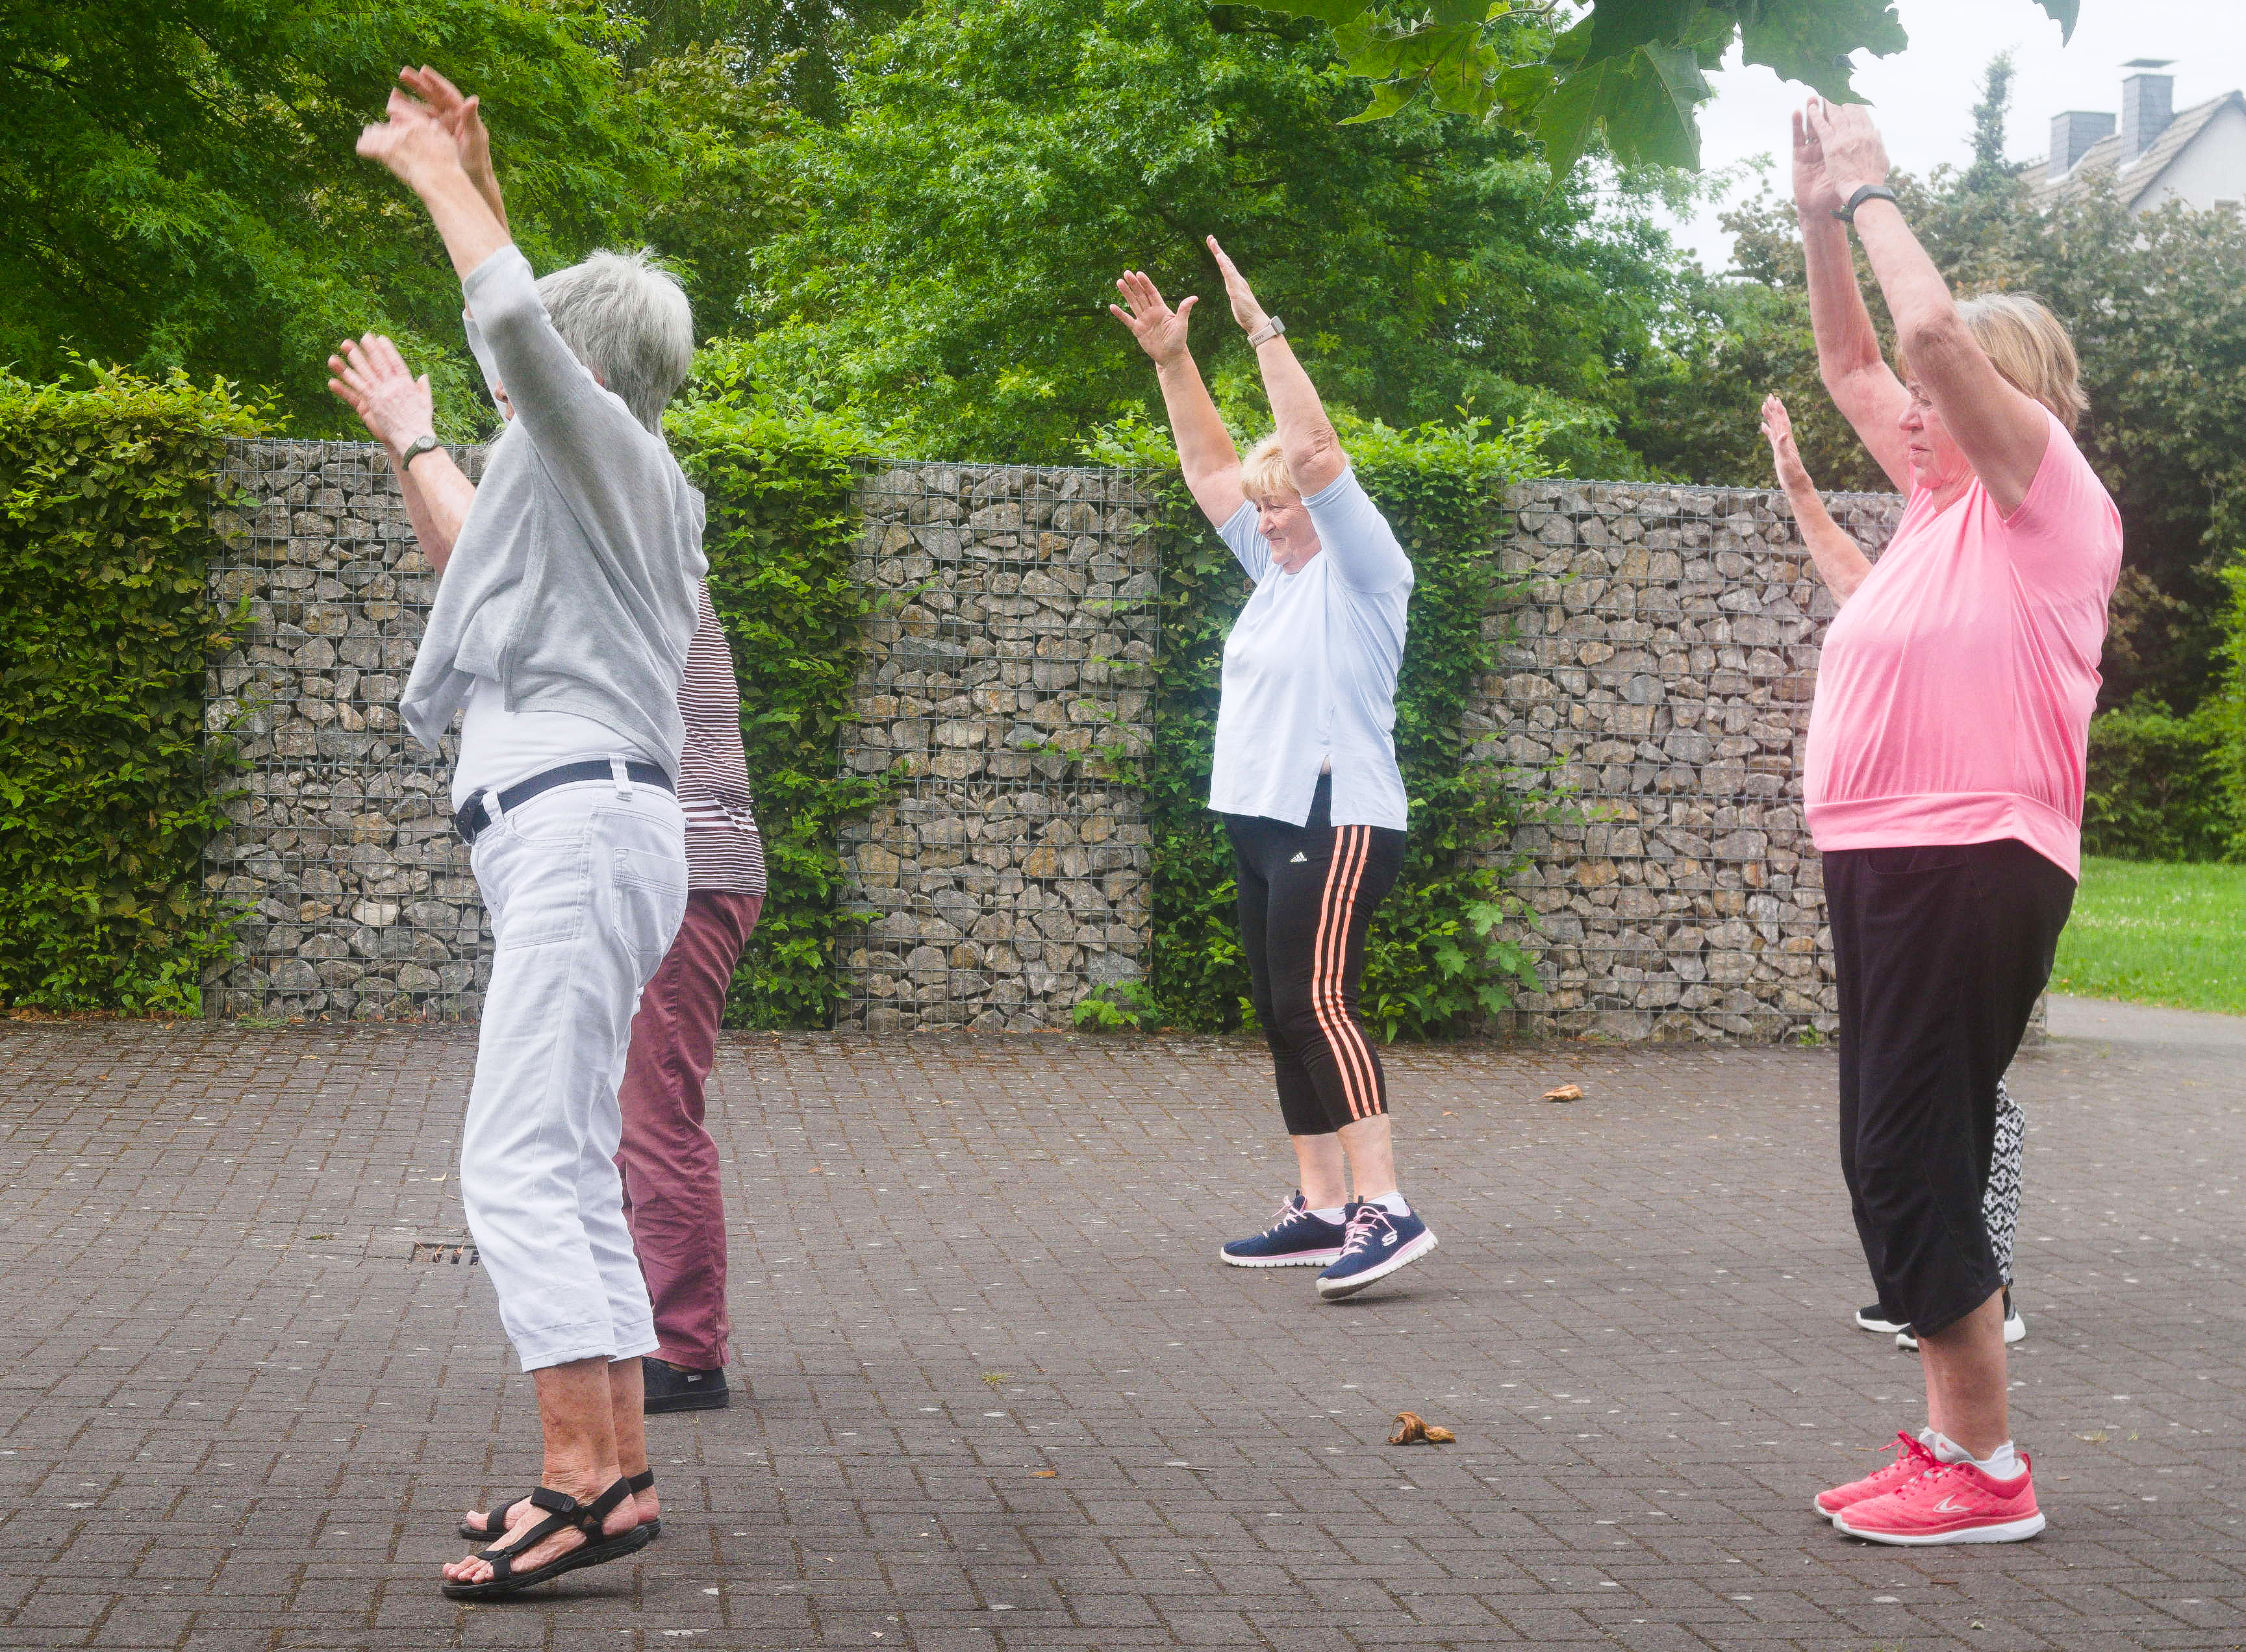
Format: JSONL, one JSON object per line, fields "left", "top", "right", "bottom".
{"left": 456, "top": 760, "right": 674, "bottom": 845}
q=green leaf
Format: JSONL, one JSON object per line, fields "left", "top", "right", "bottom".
{"left": 1736, "top": 0, "right": 1908, "bottom": 101}
{"left": 2033, "top": 0, "right": 2079, "bottom": 41}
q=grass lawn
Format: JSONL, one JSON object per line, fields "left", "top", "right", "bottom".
{"left": 2052, "top": 856, "right": 2246, "bottom": 1016}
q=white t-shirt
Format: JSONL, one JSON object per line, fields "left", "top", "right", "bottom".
{"left": 1209, "top": 468, "right": 1413, "bottom": 829}
{"left": 450, "top": 675, "right": 667, "bottom": 811}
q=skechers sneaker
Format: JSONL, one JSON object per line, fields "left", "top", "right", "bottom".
{"left": 1895, "top": 1290, "right": 2026, "bottom": 1351}
{"left": 1832, "top": 1455, "right": 2045, "bottom": 1546}
{"left": 1314, "top": 1202, "right": 1437, "bottom": 1300}
{"left": 1814, "top": 1431, "right": 1937, "bottom": 1521}
{"left": 1855, "top": 1303, "right": 1908, "bottom": 1335}
{"left": 1221, "top": 1191, "right": 1349, "bottom": 1268}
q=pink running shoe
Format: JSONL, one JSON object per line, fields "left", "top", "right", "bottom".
{"left": 1833, "top": 1455, "right": 2045, "bottom": 1546}
{"left": 1815, "top": 1431, "right": 1937, "bottom": 1521}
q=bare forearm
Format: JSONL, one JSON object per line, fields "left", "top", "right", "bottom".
{"left": 1849, "top": 199, "right": 1962, "bottom": 361}
{"left": 1256, "top": 334, "right": 1344, "bottom": 496}
{"left": 1779, "top": 471, "right": 1871, "bottom": 603}
{"left": 408, "top": 159, "right": 512, "bottom": 284}
{"left": 394, "top": 451, "right": 475, "bottom": 575}
{"left": 1154, "top": 352, "right": 1242, "bottom": 513}
{"left": 1800, "top": 210, "right": 1884, "bottom": 387}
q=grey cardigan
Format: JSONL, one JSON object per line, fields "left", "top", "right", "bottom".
{"left": 400, "top": 245, "right": 706, "bottom": 777}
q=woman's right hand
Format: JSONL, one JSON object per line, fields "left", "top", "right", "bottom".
{"left": 398, "top": 66, "right": 506, "bottom": 226}
{"left": 1109, "top": 269, "right": 1199, "bottom": 366}
{"left": 327, "top": 333, "right": 436, "bottom": 457}
{"left": 1791, "top": 102, "right": 1843, "bottom": 219}
{"left": 1761, "top": 394, "right": 1814, "bottom": 491}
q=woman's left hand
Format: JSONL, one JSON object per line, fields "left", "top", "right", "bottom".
{"left": 356, "top": 89, "right": 460, "bottom": 188}
{"left": 1806, "top": 99, "right": 1892, "bottom": 199}
{"left": 1204, "top": 236, "right": 1270, "bottom": 334}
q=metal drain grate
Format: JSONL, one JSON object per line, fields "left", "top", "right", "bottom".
{"left": 409, "top": 1241, "right": 479, "bottom": 1266}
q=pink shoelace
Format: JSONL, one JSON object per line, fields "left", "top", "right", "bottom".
{"left": 1338, "top": 1204, "right": 1394, "bottom": 1256}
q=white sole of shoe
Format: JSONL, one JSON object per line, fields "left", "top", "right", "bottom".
{"left": 2004, "top": 1313, "right": 2027, "bottom": 1344}
{"left": 1221, "top": 1249, "right": 1341, "bottom": 1268}
{"left": 1315, "top": 1230, "right": 1437, "bottom": 1300}
{"left": 1855, "top": 1313, "right": 1907, "bottom": 1334}
{"left": 1834, "top": 1509, "right": 2046, "bottom": 1545}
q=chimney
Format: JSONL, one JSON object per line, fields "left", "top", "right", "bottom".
{"left": 2121, "top": 60, "right": 2177, "bottom": 160}
{"left": 2050, "top": 110, "right": 2116, "bottom": 178}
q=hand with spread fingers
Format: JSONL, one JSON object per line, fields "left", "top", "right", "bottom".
{"left": 1204, "top": 236, "right": 1270, "bottom": 335}
{"left": 398, "top": 66, "right": 507, "bottom": 229}
{"left": 1108, "top": 269, "right": 1199, "bottom": 366}
{"left": 326, "top": 333, "right": 435, "bottom": 457}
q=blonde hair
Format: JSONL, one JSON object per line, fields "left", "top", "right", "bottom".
{"left": 1900, "top": 292, "right": 2088, "bottom": 432}
{"left": 1238, "top": 434, "right": 1301, "bottom": 503}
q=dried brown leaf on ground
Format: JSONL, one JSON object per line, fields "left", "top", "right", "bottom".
{"left": 1543, "top": 1083, "right": 1584, "bottom": 1102}
{"left": 1389, "top": 1412, "right": 1456, "bottom": 1445}
{"left": 1030, "top": 1469, "right": 1058, "bottom": 1477}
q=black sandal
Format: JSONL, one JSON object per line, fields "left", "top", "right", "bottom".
{"left": 439, "top": 1477, "right": 650, "bottom": 1600}
{"left": 461, "top": 1470, "right": 657, "bottom": 1541}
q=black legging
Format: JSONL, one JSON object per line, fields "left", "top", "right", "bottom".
{"left": 1222, "top": 775, "right": 1405, "bottom": 1136}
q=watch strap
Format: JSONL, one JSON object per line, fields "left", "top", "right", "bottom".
{"left": 1833, "top": 184, "right": 1899, "bottom": 224}
{"left": 397, "top": 433, "right": 443, "bottom": 471}
{"left": 1247, "top": 316, "right": 1285, "bottom": 348}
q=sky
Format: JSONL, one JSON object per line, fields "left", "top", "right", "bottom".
{"left": 1666, "top": 0, "right": 2246, "bottom": 272}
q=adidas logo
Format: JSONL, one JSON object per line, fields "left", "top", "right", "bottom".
{"left": 1289, "top": 851, "right": 1307, "bottom": 863}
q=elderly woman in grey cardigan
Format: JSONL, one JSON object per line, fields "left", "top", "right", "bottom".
{"left": 342, "top": 70, "right": 699, "bottom": 1599}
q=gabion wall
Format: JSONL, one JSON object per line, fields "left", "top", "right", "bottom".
{"left": 834, "top": 464, "right": 1157, "bottom": 1031}
{"left": 201, "top": 439, "right": 1919, "bottom": 1042}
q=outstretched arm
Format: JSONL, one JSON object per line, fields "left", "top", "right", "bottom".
{"left": 327, "top": 334, "right": 473, "bottom": 575}
{"left": 1109, "top": 269, "right": 1245, "bottom": 527}
{"left": 356, "top": 87, "right": 510, "bottom": 284}
{"left": 400, "top": 66, "right": 510, "bottom": 234}
{"left": 1811, "top": 101, "right": 2051, "bottom": 516}
{"left": 1761, "top": 394, "right": 1871, "bottom": 605}
{"left": 1205, "top": 237, "right": 1345, "bottom": 497}
{"left": 1793, "top": 105, "right": 1912, "bottom": 493}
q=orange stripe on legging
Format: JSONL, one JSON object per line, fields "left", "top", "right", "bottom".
{"left": 1311, "top": 825, "right": 1378, "bottom": 1120}
{"left": 1324, "top": 827, "right": 1385, "bottom": 1120}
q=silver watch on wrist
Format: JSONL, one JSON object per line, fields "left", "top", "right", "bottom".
{"left": 396, "top": 433, "right": 442, "bottom": 471}
{"left": 1247, "top": 315, "right": 1285, "bottom": 348}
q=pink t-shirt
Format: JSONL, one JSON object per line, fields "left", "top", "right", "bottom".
{"left": 1803, "top": 414, "right": 2122, "bottom": 881}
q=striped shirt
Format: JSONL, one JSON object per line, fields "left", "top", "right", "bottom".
{"left": 679, "top": 582, "right": 768, "bottom": 895}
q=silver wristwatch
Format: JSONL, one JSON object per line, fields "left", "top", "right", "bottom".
{"left": 1248, "top": 315, "right": 1285, "bottom": 347}
{"left": 397, "top": 432, "right": 443, "bottom": 471}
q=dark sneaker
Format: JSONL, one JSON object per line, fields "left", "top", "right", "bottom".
{"left": 642, "top": 1357, "right": 729, "bottom": 1414}
{"left": 1315, "top": 1203, "right": 1437, "bottom": 1300}
{"left": 1856, "top": 1303, "right": 1908, "bottom": 1335}
{"left": 1222, "top": 1190, "right": 1348, "bottom": 1268}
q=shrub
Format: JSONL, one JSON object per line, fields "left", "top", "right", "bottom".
{"left": 0, "top": 365, "right": 268, "bottom": 1012}
{"left": 2082, "top": 703, "right": 2236, "bottom": 864}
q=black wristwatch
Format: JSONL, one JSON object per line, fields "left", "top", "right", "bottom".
{"left": 1833, "top": 184, "right": 1900, "bottom": 225}
{"left": 397, "top": 432, "right": 443, "bottom": 471}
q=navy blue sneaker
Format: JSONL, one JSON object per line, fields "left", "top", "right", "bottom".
{"left": 1315, "top": 1201, "right": 1437, "bottom": 1299}
{"left": 1221, "top": 1191, "right": 1350, "bottom": 1268}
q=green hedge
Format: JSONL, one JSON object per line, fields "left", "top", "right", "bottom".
{"left": 1115, "top": 415, "right": 1554, "bottom": 1039}
{"left": 2083, "top": 703, "right": 2239, "bottom": 865}
{"left": 666, "top": 393, "right": 894, "bottom": 1029}
{"left": 0, "top": 366, "right": 266, "bottom": 1012}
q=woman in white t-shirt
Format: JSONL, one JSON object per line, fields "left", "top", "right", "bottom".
{"left": 1109, "top": 237, "right": 1435, "bottom": 1302}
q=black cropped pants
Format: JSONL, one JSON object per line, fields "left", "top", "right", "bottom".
{"left": 1826, "top": 839, "right": 2075, "bottom": 1338}
{"left": 1222, "top": 776, "right": 1406, "bottom": 1137}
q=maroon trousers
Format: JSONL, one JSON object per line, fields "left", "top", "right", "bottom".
{"left": 616, "top": 888, "right": 761, "bottom": 1370}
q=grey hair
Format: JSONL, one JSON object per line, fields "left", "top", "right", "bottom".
{"left": 536, "top": 249, "right": 694, "bottom": 434}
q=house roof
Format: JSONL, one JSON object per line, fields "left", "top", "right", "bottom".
{"left": 2035, "top": 90, "right": 2246, "bottom": 208}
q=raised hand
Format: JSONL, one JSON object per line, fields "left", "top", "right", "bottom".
{"left": 1806, "top": 99, "right": 1892, "bottom": 201}
{"left": 327, "top": 334, "right": 435, "bottom": 456}
{"left": 1204, "top": 236, "right": 1268, "bottom": 334}
{"left": 398, "top": 66, "right": 502, "bottom": 218}
{"left": 1761, "top": 394, "right": 1813, "bottom": 492}
{"left": 1791, "top": 103, "right": 1841, "bottom": 218}
{"left": 1109, "top": 269, "right": 1199, "bottom": 366}
{"left": 355, "top": 88, "right": 459, "bottom": 187}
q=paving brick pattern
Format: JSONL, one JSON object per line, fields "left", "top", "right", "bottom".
{"left": 3, "top": 1017, "right": 2241, "bottom": 1649}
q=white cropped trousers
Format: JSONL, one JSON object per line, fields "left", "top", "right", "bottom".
{"left": 458, "top": 777, "right": 689, "bottom": 1371}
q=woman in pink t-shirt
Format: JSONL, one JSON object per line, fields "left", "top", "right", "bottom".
{"left": 1774, "top": 101, "right": 2122, "bottom": 1549}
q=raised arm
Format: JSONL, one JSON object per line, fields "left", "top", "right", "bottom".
{"left": 1793, "top": 108, "right": 1912, "bottom": 492}
{"left": 1811, "top": 101, "right": 2051, "bottom": 516}
{"left": 1761, "top": 394, "right": 1871, "bottom": 605}
{"left": 1109, "top": 269, "right": 1245, "bottom": 527}
{"left": 1206, "top": 238, "right": 1346, "bottom": 498}
{"left": 401, "top": 66, "right": 510, "bottom": 234}
{"left": 326, "top": 332, "right": 473, "bottom": 575}
{"left": 355, "top": 88, "right": 509, "bottom": 284}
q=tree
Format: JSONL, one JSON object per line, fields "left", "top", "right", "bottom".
{"left": 0, "top": 0, "right": 652, "bottom": 435}
{"left": 1243, "top": 1, "right": 2078, "bottom": 176}
{"left": 1626, "top": 54, "right": 2246, "bottom": 713}
{"left": 737, "top": 0, "right": 1694, "bottom": 468}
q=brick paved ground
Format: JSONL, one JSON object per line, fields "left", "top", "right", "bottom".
{"left": 3, "top": 1010, "right": 2242, "bottom": 1650}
